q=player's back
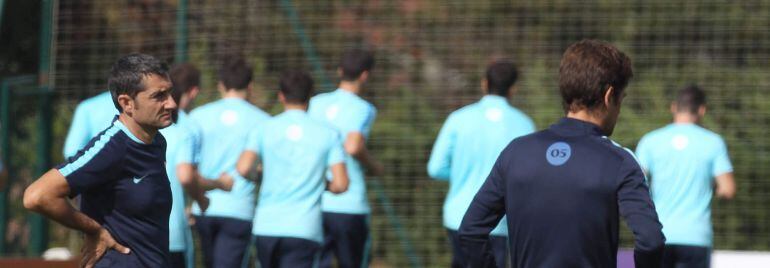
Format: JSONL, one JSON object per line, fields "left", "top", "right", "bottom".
{"left": 309, "top": 89, "right": 376, "bottom": 214}
{"left": 635, "top": 123, "right": 731, "bottom": 246}
{"left": 492, "top": 118, "right": 661, "bottom": 267}
{"left": 252, "top": 110, "right": 344, "bottom": 243}
{"left": 188, "top": 98, "right": 270, "bottom": 220}
{"left": 430, "top": 95, "right": 534, "bottom": 234}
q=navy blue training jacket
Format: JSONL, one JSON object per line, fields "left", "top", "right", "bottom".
{"left": 459, "top": 117, "right": 665, "bottom": 268}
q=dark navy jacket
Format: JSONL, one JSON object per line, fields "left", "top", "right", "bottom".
{"left": 459, "top": 118, "right": 665, "bottom": 268}
{"left": 58, "top": 118, "right": 172, "bottom": 267}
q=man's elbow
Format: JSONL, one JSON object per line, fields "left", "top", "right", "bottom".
{"left": 236, "top": 165, "right": 249, "bottom": 178}
{"left": 23, "top": 185, "right": 45, "bottom": 212}
{"left": 344, "top": 142, "right": 363, "bottom": 157}
{"left": 427, "top": 166, "right": 449, "bottom": 181}
{"left": 328, "top": 178, "right": 349, "bottom": 194}
{"left": 717, "top": 187, "right": 736, "bottom": 200}
{"left": 637, "top": 230, "right": 665, "bottom": 254}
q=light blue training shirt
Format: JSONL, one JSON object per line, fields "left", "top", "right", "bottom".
{"left": 188, "top": 98, "right": 271, "bottom": 221}
{"left": 159, "top": 111, "right": 196, "bottom": 264}
{"left": 63, "top": 91, "right": 120, "bottom": 158}
{"left": 309, "top": 89, "right": 377, "bottom": 215}
{"left": 635, "top": 123, "right": 733, "bottom": 247}
{"left": 247, "top": 110, "right": 345, "bottom": 243}
{"left": 427, "top": 95, "right": 535, "bottom": 236}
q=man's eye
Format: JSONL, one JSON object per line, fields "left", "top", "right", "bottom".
{"left": 155, "top": 91, "right": 169, "bottom": 100}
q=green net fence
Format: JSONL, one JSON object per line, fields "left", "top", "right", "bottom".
{"left": 4, "top": 0, "right": 770, "bottom": 266}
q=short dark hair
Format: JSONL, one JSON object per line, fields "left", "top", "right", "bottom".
{"left": 486, "top": 60, "right": 519, "bottom": 96}
{"left": 340, "top": 48, "right": 375, "bottom": 81}
{"left": 168, "top": 64, "right": 200, "bottom": 122}
{"left": 675, "top": 85, "right": 706, "bottom": 114}
{"left": 170, "top": 63, "right": 200, "bottom": 96}
{"left": 558, "top": 40, "right": 633, "bottom": 113}
{"left": 219, "top": 54, "right": 252, "bottom": 90}
{"left": 279, "top": 70, "right": 314, "bottom": 104}
{"left": 108, "top": 53, "right": 170, "bottom": 112}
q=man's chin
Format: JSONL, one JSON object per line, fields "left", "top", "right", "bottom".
{"left": 157, "top": 119, "right": 173, "bottom": 129}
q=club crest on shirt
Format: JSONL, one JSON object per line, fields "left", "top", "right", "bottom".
{"left": 671, "top": 135, "right": 689, "bottom": 150}
{"left": 286, "top": 124, "right": 304, "bottom": 141}
{"left": 485, "top": 108, "right": 503, "bottom": 122}
{"left": 220, "top": 110, "right": 239, "bottom": 126}
{"left": 326, "top": 105, "right": 340, "bottom": 120}
{"left": 546, "top": 142, "right": 572, "bottom": 166}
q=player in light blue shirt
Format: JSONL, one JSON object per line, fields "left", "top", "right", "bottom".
{"left": 428, "top": 60, "right": 535, "bottom": 268}
{"left": 63, "top": 91, "right": 119, "bottom": 158}
{"left": 238, "top": 70, "right": 349, "bottom": 267}
{"left": 160, "top": 63, "right": 232, "bottom": 268}
{"left": 635, "top": 85, "right": 736, "bottom": 268}
{"left": 308, "top": 49, "right": 383, "bottom": 268}
{"left": 187, "top": 55, "right": 270, "bottom": 268}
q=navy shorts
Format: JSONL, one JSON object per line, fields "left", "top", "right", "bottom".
{"left": 194, "top": 216, "right": 252, "bottom": 268}
{"left": 448, "top": 229, "right": 508, "bottom": 268}
{"left": 255, "top": 235, "right": 321, "bottom": 268}
{"left": 320, "top": 212, "right": 371, "bottom": 268}
{"left": 663, "top": 244, "right": 711, "bottom": 268}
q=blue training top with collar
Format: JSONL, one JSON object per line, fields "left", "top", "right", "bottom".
{"left": 58, "top": 116, "right": 172, "bottom": 268}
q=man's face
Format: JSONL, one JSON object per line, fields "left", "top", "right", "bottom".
{"left": 131, "top": 74, "right": 176, "bottom": 129}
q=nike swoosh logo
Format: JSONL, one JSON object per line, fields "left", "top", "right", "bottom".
{"left": 132, "top": 174, "right": 149, "bottom": 184}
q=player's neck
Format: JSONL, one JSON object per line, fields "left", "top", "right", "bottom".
{"left": 221, "top": 89, "right": 248, "bottom": 100}
{"left": 566, "top": 110, "right": 605, "bottom": 130}
{"left": 283, "top": 103, "right": 308, "bottom": 112}
{"left": 118, "top": 113, "right": 156, "bottom": 144}
{"left": 338, "top": 81, "right": 362, "bottom": 95}
{"left": 672, "top": 113, "right": 700, "bottom": 124}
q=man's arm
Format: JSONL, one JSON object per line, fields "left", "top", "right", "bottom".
{"left": 345, "top": 132, "right": 383, "bottom": 176}
{"left": 327, "top": 162, "right": 349, "bottom": 193}
{"left": 715, "top": 172, "right": 736, "bottom": 199}
{"left": 713, "top": 139, "right": 735, "bottom": 200}
{"left": 618, "top": 157, "right": 665, "bottom": 268}
{"left": 23, "top": 169, "right": 130, "bottom": 267}
{"left": 427, "top": 116, "right": 454, "bottom": 180}
{"left": 236, "top": 150, "right": 261, "bottom": 182}
{"left": 458, "top": 159, "right": 507, "bottom": 268}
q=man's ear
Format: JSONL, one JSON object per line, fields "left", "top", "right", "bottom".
{"left": 698, "top": 105, "right": 707, "bottom": 117}
{"left": 189, "top": 86, "right": 200, "bottom": 100}
{"left": 603, "top": 86, "right": 615, "bottom": 107}
{"left": 480, "top": 79, "right": 488, "bottom": 95}
{"left": 359, "top": 71, "right": 369, "bottom": 83}
{"left": 117, "top": 94, "right": 134, "bottom": 114}
{"left": 217, "top": 81, "right": 226, "bottom": 93}
{"left": 277, "top": 91, "right": 286, "bottom": 104}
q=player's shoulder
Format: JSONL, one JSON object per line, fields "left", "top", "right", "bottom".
{"left": 80, "top": 123, "right": 129, "bottom": 156}
{"left": 243, "top": 103, "right": 271, "bottom": 120}
{"left": 311, "top": 91, "right": 335, "bottom": 102}
{"left": 691, "top": 125, "right": 724, "bottom": 142}
{"left": 189, "top": 100, "right": 220, "bottom": 117}
{"left": 594, "top": 136, "right": 639, "bottom": 163}
{"left": 305, "top": 116, "right": 339, "bottom": 135}
{"left": 346, "top": 94, "right": 375, "bottom": 112}
{"left": 447, "top": 102, "right": 480, "bottom": 120}
{"left": 505, "top": 105, "right": 533, "bottom": 119}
